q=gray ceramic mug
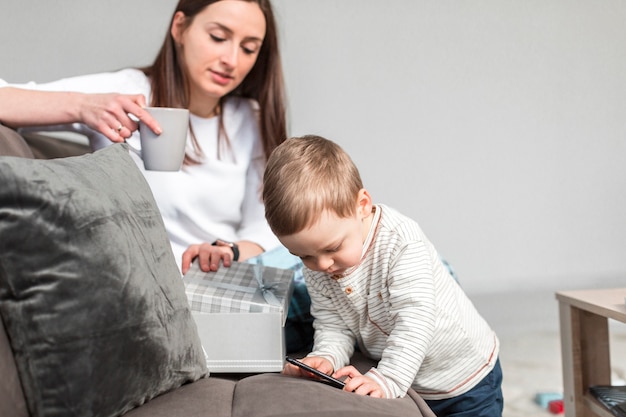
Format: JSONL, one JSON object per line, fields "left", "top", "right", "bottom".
{"left": 130, "top": 107, "right": 189, "bottom": 171}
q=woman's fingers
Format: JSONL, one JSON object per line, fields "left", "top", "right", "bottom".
{"left": 132, "top": 104, "right": 162, "bottom": 136}
{"left": 181, "top": 244, "right": 202, "bottom": 274}
{"left": 181, "top": 242, "right": 234, "bottom": 274}
{"left": 81, "top": 93, "right": 162, "bottom": 142}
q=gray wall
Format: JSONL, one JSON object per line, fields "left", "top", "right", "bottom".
{"left": 2, "top": 1, "right": 625, "bottom": 295}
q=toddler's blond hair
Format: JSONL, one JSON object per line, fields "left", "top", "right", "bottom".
{"left": 263, "top": 135, "right": 363, "bottom": 236}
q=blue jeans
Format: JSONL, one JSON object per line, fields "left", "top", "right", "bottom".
{"left": 425, "top": 358, "right": 503, "bottom": 417}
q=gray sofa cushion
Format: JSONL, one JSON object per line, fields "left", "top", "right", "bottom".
{"left": 231, "top": 374, "right": 436, "bottom": 417}
{"left": 123, "top": 377, "right": 236, "bottom": 417}
{"left": 0, "top": 144, "right": 207, "bottom": 417}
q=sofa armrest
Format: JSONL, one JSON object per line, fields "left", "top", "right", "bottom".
{"left": 22, "top": 131, "right": 91, "bottom": 159}
{"left": 0, "top": 124, "right": 90, "bottom": 159}
{"left": 0, "top": 124, "right": 35, "bottom": 158}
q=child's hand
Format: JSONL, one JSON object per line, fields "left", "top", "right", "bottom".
{"left": 282, "top": 356, "right": 334, "bottom": 379}
{"left": 333, "top": 366, "right": 386, "bottom": 398}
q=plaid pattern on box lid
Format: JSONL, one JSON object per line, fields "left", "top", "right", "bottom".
{"left": 184, "top": 261, "right": 294, "bottom": 322}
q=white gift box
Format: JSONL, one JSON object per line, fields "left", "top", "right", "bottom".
{"left": 184, "top": 261, "right": 294, "bottom": 373}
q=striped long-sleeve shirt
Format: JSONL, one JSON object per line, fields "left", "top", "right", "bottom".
{"left": 306, "top": 204, "right": 499, "bottom": 400}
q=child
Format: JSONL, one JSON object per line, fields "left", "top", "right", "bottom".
{"left": 262, "top": 135, "right": 503, "bottom": 417}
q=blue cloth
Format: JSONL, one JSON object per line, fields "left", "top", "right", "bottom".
{"left": 425, "top": 358, "right": 503, "bottom": 417}
{"left": 440, "top": 256, "right": 459, "bottom": 283}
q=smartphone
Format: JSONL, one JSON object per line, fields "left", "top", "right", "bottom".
{"left": 285, "top": 356, "right": 346, "bottom": 389}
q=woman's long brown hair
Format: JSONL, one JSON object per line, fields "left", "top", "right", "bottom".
{"left": 141, "top": 0, "right": 287, "bottom": 165}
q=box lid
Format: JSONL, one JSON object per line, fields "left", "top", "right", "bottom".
{"left": 184, "top": 261, "right": 294, "bottom": 322}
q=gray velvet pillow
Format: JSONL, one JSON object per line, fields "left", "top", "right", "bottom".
{"left": 0, "top": 144, "right": 207, "bottom": 417}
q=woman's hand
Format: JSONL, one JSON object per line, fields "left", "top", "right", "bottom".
{"left": 0, "top": 88, "right": 160, "bottom": 137}
{"left": 181, "top": 242, "right": 234, "bottom": 274}
{"left": 334, "top": 366, "right": 386, "bottom": 398}
{"left": 76, "top": 92, "right": 162, "bottom": 142}
{"left": 181, "top": 240, "right": 265, "bottom": 274}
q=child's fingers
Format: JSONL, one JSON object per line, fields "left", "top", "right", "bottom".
{"left": 333, "top": 365, "right": 361, "bottom": 379}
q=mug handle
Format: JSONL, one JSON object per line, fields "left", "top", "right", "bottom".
{"left": 124, "top": 141, "right": 142, "bottom": 159}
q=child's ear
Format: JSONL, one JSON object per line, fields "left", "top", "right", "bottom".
{"left": 356, "top": 188, "right": 373, "bottom": 219}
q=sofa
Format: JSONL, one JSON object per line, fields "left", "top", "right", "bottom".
{"left": 0, "top": 125, "right": 436, "bottom": 417}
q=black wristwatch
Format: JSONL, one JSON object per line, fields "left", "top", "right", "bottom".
{"left": 212, "top": 239, "right": 240, "bottom": 261}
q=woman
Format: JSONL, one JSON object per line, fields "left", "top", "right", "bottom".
{"left": 0, "top": 0, "right": 287, "bottom": 269}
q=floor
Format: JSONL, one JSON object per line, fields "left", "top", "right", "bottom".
{"left": 470, "top": 289, "right": 626, "bottom": 417}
